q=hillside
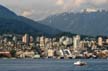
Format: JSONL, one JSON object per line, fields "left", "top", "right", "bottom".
{"left": 41, "top": 10, "right": 108, "bottom": 36}
{"left": 0, "top": 5, "right": 61, "bottom": 36}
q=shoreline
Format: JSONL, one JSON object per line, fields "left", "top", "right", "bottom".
{"left": 0, "top": 57, "right": 108, "bottom": 60}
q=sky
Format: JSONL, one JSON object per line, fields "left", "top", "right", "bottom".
{"left": 0, "top": 0, "right": 108, "bottom": 20}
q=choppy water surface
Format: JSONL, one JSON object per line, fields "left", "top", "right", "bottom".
{"left": 0, "top": 59, "right": 108, "bottom": 71}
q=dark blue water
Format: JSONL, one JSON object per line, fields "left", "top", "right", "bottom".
{"left": 0, "top": 59, "right": 108, "bottom": 71}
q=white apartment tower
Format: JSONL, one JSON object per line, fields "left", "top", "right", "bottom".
{"left": 22, "top": 34, "right": 29, "bottom": 44}
{"left": 73, "top": 35, "right": 80, "bottom": 51}
{"left": 98, "top": 37, "right": 103, "bottom": 46}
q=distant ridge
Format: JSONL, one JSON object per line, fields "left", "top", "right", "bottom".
{"left": 40, "top": 10, "right": 108, "bottom": 36}
{"left": 0, "top": 5, "right": 61, "bottom": 36}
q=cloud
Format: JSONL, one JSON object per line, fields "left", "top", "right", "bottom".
{"left": 61, "top": 0, "right": 86, "bottom": 11}
{"left": 21, "top": 10, "right": 33, "bottom": 17}
{"left": 2, "top": 0, "right": 107, "bottom": 20}
{"left": 56, "top": 0, "right": 64, "bottom": 6}
{"left": 72, "top": 0, "right": 86, "bottom": 7}
{"left": 55, "top": 0, "right": 108, "bottom": 12}
{"left": 91, "top": 0, "right": 108, "bottom": 5}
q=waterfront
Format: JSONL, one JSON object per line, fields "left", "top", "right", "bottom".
{"left": 0, "top": 59, "right": 108, "bottom": 71}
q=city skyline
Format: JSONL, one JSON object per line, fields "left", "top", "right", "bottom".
{"left": 0, "top": 1, "right": 108, "bottom": 71}
{"left": 0, "top": 0, "right": 108, "bottom": 20}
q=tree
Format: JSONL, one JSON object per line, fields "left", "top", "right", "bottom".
{"left": 10, "top": 50, "right": 16, "bottom": 57}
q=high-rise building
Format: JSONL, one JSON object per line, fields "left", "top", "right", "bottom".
{"left": 98, "top": 37, "right": 103, "bottom": 46}
{"left": 30, "top": 36, "right": 34, "bottom": 43}
{"left": 106, "top": 39, "right": 108, "bottom": 44}
{"left": 13, "top": 36, "right": 17, "bottom": 42}
{"left": 39, "top": 36, "right": 45, "bottom": 48}
{"left": 22, "top": 34, "right": 29, "bottom": 44}
{"left": 73, "top": 35, "right": 80, "bottom": 51}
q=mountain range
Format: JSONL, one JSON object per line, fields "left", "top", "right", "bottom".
{"left": 1, "top": 4, "right": 108, "bottom": 36}
{"left": 40, "top": 10, "right": 108, "bottom": 36}
{"left": 0, "top": 5, "right": 60, "bottom": 36}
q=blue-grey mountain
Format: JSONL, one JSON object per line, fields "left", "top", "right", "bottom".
{"left": 41, "top": 11, "right": 108, "bottom": 36}
{"left": 0, "top": 5, "right": 60, "bottom": 36}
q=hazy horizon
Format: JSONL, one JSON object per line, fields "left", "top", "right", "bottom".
{"left": 0, "top": 0, "right": 108, "bottom": 20}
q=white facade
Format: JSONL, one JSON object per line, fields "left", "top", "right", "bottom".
{"left": 48, "top": 49, "right": 54, "bottom": 57}
{"left": 73, "top": 35, "right": 80, "bottom": 51}
{"left": 98, "top": 37, "right": 103, "bottom": 46}
{"left": 22, "top": 34, "right": 29, "bottom": 44}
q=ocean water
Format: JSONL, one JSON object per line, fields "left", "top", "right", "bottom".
{"left": 0, "top": 59, "right": 108, "bottom": 71}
